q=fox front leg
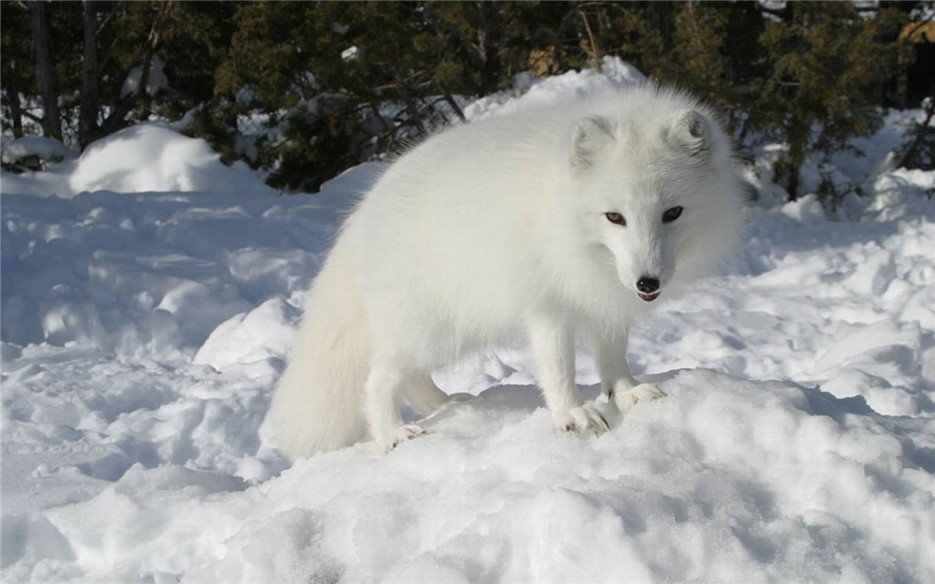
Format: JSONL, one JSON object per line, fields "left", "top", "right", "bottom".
{"left": 590, "top": 327, "right": 666, "bottom": 414}
{"left": 526, "top": 315, "right": 609, "bottom": 436}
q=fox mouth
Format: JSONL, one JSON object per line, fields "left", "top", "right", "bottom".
{"left": 637, "top": 291, "right": 660, "bottom": 302}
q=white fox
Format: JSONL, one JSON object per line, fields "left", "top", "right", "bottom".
{"left": 271, "top": 85, "right": 746, "bottom": 459}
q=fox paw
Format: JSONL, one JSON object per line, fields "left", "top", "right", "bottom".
{"left": 615, "top": 383, "right": 666, "bottom": 414}
{"left": 553, "top": 403, "right": 610, "bottom": 436}
{"left": 384, "top": 424, "right": 426, "bottom": 452}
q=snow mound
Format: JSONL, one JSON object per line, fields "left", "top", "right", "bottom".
{"left": 71, "top": 124, "right": 275, "bottom": 196}
{"left": 193, "top": 298, "right": 300, "bottom": 373}
{"left": 864, "top": 167, "right": 935, "bottom": 221}
{"left": 464, "top": 56, "right": 648, "bottom": 121}
{"left": 24, "top": 370, "right": 934, "bottom": 583}
{"left": 1, "top": 124, "right": 277, "bottom": 199}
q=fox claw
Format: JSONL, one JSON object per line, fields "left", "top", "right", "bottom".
{"left": 615, "top": 383, "right": 666, "bottom": 414}
{"left": 555, "top": 403, "right": 610, "bottom": 436}
{"left": 385, "top": 424, "right": 426, "bottom": 452}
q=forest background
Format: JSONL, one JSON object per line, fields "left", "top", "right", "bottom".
{"left": 2, "top": 0, "right": 933, "bottom": 202}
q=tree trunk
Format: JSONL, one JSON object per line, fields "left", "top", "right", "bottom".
{"left": 79, "top": 0, "right": 100, "bottom": 148}
{"left": 476, "top": 1, "right": 502, "bottom": 96}
{"left": 28, "top": 0, "right": 62, "bottom": 141}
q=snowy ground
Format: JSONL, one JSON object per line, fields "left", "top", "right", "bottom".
{"left": 2, "top": 61, "right": 935, "bottom": 583}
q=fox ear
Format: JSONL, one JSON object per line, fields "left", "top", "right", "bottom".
{"left": 571, "top": 116, "right": 616, "bottom": 169}
{"left": 669, "top": 110, "right": 710, "bottom": 156}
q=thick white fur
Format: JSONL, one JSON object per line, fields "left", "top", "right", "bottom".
{"left": 270, "top": 85, "right": 746, "bottom": 459}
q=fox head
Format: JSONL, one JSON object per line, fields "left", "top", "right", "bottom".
{"left": 568, "top": 92, "right": 745, "bottom": 303}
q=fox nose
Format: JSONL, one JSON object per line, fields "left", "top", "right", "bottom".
{"left": 636, "top": 276, "right": 660, "bottom": 294}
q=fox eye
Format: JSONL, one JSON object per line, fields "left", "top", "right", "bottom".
{"left": 605, "top": 212, "right": 626, "bottom": 226}
{"left": 662, "top": 206, "right": 683, "bottom": 223}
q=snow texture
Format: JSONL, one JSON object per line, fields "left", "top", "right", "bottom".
{"left": 1, "top": 136, "right": 76, "bottom": 166}
{"left": 2, "top": 60, "right": 934, "bottom": 583}
{"left": 1, "top": 123, "right": 277, "bottom": 200}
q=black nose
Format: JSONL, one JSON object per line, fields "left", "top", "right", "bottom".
{"left": 636, "top": 276, "right": 660, "bottom": 294}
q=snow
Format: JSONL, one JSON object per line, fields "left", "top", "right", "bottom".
{"left": 1, "top": 137, "right": 76, "bottom": 166}
{"left": 121, "top": 56, "right": 169, "bottom": 99}
{"left": 1, "top": 123, "right": 277, "bottom": 199}
{"left": 463, "top": 56, "right": 648, "bottom": 121}
{"left": 2, "top": 61, "right": 935, "bottom": 583}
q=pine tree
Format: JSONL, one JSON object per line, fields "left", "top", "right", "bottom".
{"left": 755, "top": 2, "right": 902, "bottom": 199}
{"left": 1, "top": 0, "right": 916, "bottom": 202}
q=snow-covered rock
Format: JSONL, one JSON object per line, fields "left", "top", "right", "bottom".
{"left": 0, "top": 136, "right": 76, "bottom": 168}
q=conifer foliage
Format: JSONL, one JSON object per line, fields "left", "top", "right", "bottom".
{"left": 1, "top": 1, "right": 927, "bottom": 198}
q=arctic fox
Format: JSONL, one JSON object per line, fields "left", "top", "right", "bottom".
{"left": 271, "top": 85, "right": 746, "bottom": 459}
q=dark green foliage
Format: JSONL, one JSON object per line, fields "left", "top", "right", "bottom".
{"left": 1, "top": 1, "right": 235, "bottom": 147}
{"left": 568, "top": 1, "right": 905, "bottom": 201}
{"left": 0, "top": 1, "right": 923, "bottom": 199}
{"left": 753, "top": 2, "right": 904, "bottom": 198}
{"left": 206, "top": 1, "right": 581, "bottom": 191}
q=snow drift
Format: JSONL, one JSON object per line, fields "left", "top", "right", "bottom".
{"left": 1, "top": 123, "right": 277, "bottom": 199}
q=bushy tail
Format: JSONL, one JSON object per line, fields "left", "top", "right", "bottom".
{"left": 269, "top": 231, "right": 371, "bottom": 460}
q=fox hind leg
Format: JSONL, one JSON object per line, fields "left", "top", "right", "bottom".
{"left": 403, "top": 370, "right": 451, "bottom": 416}
{"left": 403, "top": 370, "right": 474, "bottom": 430}
{"left": 363, "top": 362, "right": 425, "bottom": 452}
